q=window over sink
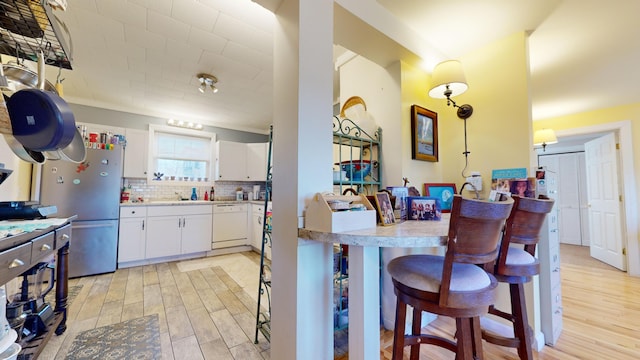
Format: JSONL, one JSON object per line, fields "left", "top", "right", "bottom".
{"left": 148, "top": 125, "right": 216, "bottom": 183}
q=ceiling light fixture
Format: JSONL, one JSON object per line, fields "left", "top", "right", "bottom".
{"left": 197, "top": 73, "right": 219, "bottom": 94}
{"left": 429, "top": 60, "right": 475, "bottom": 178}
{"left": 167, "top": 118, "right": 203, "bottom": 130}
{"left": 533, "top": 128, "right": 558, "bottom": 152}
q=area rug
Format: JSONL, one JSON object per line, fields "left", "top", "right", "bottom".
{"left": 65, "top": 314, "right": 161, "bottom": 360}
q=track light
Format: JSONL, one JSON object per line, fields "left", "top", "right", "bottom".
{"left": 197, "top": 73, "right": 219, "bottom": 94}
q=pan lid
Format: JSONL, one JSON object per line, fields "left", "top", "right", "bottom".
{"left": 7, "top": 88, "right": 76, "bottom": 151}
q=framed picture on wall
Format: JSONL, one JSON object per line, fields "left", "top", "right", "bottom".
{"left": 411, "top": 105, "right": 438, "bottom": 162}
{"left": 423, "top": 183, "right": 457, "bottom": 213}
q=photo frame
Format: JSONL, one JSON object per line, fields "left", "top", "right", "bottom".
{"left": 374, "top": 192, "right": 395, "bottom": 226}
{"left": 411, "top": 104, "right": 438, "bottom": 162}
{"left": 407, "top": 196, "right": 442, "bottom": 221}
{"left": 423, "top": 183, "right": 457, "bottom": 213}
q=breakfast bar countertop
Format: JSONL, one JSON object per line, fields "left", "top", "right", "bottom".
{"left": 298, "top": 213, "right": 449, "bottom": 247}
{"left": 297, "top": 213, "right": 450, "bottom": 360}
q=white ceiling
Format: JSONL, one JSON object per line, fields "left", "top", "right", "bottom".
{"left": 17, "top": 0, "right": 640, "bottom": 134}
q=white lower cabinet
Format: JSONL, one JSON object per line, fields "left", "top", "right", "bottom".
{"left": 119, "top": 205, "right": 213, "bottom": 263}
{"left": 251, "top": 202, "right": 272, "bottom": 259}
{"left": 146, "top": 215, "right": 182, "bottom": 258}
{"left": 181, "top": 213, "right": 213, "bottom": 254}
{"left": 118, "top": 207, "right": 147, "bottom": 263}
{"left": 146, "top": 205, "right": 213, "bottom": 258}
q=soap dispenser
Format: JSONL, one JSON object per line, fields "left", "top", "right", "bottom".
{"left": 191, "top": 187, "right": 198, "bottom": 200}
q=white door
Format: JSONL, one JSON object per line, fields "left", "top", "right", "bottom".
{"left": 557, "top": 154, "right": 582, "bottom": 245}
{"left": 584, "top": 133, "right": 626, "bottom": 270}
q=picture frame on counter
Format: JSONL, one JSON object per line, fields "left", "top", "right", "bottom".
{"left": 411, "top": 105, "right": 438, "bottom": 162}
{"left": 423, "top": 183, "right": 457, "bottom": 213}
{"left": 408, "top": 196, "right": 442, "bottom": 221}
{"left": 374, "top": 192, "right": 395, "bottom": 226}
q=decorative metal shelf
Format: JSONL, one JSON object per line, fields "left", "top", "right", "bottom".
{"left": 0, "top": 0, "right": 72, "bottom": 69}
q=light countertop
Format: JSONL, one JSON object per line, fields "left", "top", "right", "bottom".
{"left": 120, "top": 200, "right": 268, "bottom": 207}
{"left": 298, "top": 214, "right": 449, "bottom": 247}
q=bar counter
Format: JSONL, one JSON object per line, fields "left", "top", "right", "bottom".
{"left": 298, "top": 214, "right": 449, "bottom": 360}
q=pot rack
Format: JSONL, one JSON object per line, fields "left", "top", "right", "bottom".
{"left": 0, "top": 0, "right": 72, "bottom": 69}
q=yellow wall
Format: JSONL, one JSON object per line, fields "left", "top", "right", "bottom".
{"left": 399, "top": 61, "right": 443, "bottom": 189}
{"left": 430, "top": 32, "right": 533, "bottom": 195}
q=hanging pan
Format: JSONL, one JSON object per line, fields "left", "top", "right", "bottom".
{"left": 6, "top": 50, "right": 76, "bottom": 151}
{"left": 2, "top": 133, "right": 45, "bottom": 164}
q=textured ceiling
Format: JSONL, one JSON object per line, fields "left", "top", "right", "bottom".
{"left": 12, "top": 0, "right": 640, "bottom": 134}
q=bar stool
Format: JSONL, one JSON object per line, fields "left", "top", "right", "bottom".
{"left": 387, "top": 195, "right": 514, "bottom": 360}
{"left": 481, "top": 195, "right": 555, "bottom": 359}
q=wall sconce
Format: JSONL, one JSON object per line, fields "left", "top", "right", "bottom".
{"left": 429, "top": 60, "right": 475, "bottom": 175}
{"left": 533, "top": 128, "right": 558, "bottom": 152}
{"left": 167, "top": 119, "right": 204, "bottom": 130}
{"left": 197, "top": 73, "right": 219, "bottom": 94}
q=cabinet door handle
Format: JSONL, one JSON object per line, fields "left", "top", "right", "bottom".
{"left": 9, "top": 259, "right": 24, "bottom": 269}
{"left": 40, "top": 244, "right": 51, "bottom": 251}
{"left": 178, "top": 218, "right": 181, "bottom": 228}
{"left": 553, "top": 267, "right": 560, "bottom": 272}
{"left": 142, "top": 220, "right": 145, "bottom": 230}
{"left": 258, "top": 216, "right": 262, "bottom": 225}
{"left": 62, "top": 234, "right": 70, "bottom": 240}
{"left": 182, "top": 218, "right": 186, "bottom": 227}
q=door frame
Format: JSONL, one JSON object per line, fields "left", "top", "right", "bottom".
{"left": 554, "top": 120, "right": 638, "bottom": 276}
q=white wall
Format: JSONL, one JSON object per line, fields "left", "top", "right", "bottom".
{"left": 0, "top": 136, "right": 32, "bottom": 201}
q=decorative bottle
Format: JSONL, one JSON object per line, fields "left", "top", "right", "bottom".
{"left": 191, "top": 187, "right": 198, "bottom": 200}
{"left": 209, "top": 186, "right": 215, "bottom": 201}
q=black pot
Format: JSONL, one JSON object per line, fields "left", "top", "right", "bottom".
{"left": 7, "top": 88, "right": 76, "bottom": 151}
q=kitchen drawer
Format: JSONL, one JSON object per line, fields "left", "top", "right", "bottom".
{"left": 0, "top": 242, "right": 32, "bottom": 284}
{"left": 31, "top": 231, "right": 55, "bottom": 262}
{"left": 148, "top": 205, "right": 212, "bottom": 217}
{"left": 120, "top": 206, "right": 147, "bottom": 218}
{"left": 550, "top": 247, "right": 561, "bottom": 286}
{"left": 55, "top": 223, "right": 72, "bottom": 249}
{"left": 214, "top": 204, "right": 248, "bottom": 213}
{"left": 548, "top": 227, "right": 559, "bottom": 248}
{"left": 253, "top": 204, "right": 264, "bottom": 215}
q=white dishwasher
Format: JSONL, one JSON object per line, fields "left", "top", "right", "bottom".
{"left": 212, "top": 203, "right": 249, "bottom": 249}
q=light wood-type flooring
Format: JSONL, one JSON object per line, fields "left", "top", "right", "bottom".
{"left": 39, "top": 244, "right": 640, "bottom": 359}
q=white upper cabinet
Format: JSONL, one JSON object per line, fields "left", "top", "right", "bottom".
{"left": 123, "top": 128, "right": 149, "bottom": 178}
{"left": 215, "top": 141, "right": 268, "bottom": 181}
{"left": 247, "top": 142, "right": 268, "bottom": 181}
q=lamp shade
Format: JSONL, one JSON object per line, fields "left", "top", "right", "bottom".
{"left": 533, "top": 128, "right": 558, "bottom": 146}
{"left": 428, "top": 60, "right": 468, "bottom": 99}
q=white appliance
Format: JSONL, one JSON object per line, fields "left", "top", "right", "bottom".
{"left": 212, "top": 203, "right": 248, "bottom": 249}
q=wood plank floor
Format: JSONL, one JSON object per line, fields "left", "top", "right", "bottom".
{"left": 39, "top": 244, "right": 640, "bottom": 359}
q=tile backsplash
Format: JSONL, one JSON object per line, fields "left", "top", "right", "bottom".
{"left": 124, "top": 178, "right": 265, "bottom": 202}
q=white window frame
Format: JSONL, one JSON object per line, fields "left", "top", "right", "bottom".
{"left": 147, "top": 124, "right": 216, "bottom": 184}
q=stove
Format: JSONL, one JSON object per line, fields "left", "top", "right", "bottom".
{"left": 0, "top": 202, "right": 57, "bottom": 221}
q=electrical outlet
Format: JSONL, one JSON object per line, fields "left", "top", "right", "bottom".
{"left": 465, "top": 172, "right": 482, "bottom": 191}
